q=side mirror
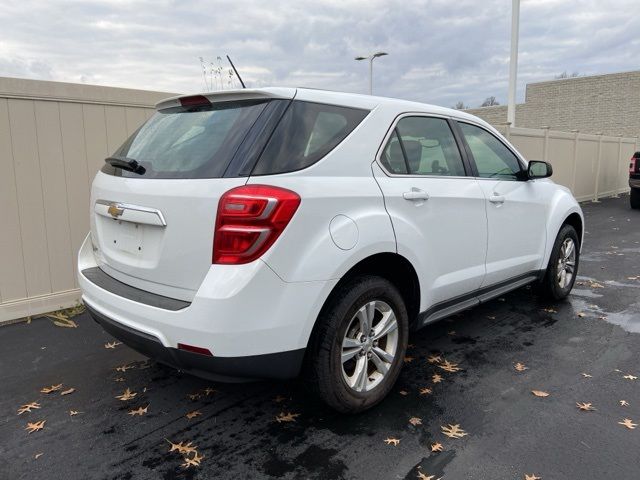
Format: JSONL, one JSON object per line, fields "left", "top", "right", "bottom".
{"left": 527, "top": 160, "right": 553, "bottom": 179}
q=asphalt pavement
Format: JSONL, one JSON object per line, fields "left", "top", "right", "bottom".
{"left": 1, "top": 194, "right": 639, "bottom": 480}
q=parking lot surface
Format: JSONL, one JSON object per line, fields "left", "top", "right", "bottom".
{"left": 1, "top": 195, "right": 639, "bottom": 480}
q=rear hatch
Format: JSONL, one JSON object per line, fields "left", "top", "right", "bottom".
{"left": 89, "top": 89, "right": 295, "bottom": 301}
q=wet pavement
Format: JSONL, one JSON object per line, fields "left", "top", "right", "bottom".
{"left": 1, "top": 195, "right": 639, "bottom": 480}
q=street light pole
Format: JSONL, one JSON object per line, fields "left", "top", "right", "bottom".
{"left": 355, "top": 52, "right": 388, "bottom": 95}
{"left": 507, "top": 0, "right": 520, "bottom": 126}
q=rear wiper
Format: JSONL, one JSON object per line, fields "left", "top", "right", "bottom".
{"left": 105, "top": 156, "right": 146, "bottom": 175}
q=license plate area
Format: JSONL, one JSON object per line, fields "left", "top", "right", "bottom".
{"left": 112, "top": 220, "right": 143, "bottom": 255}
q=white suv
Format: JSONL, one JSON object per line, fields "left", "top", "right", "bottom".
{"left": 78, "top": 88, "right": 583, "bottom": 412}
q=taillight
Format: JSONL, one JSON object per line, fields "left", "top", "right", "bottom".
{"left": 213, "top": 185, "right": 301, "bottom": 264}
{"left": 179, "top": 95, "right": 211, "bottom": 107}
{"left": 631, "top": 156, "right": 638, "bottom": 174}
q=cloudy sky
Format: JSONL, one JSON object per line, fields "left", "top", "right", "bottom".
{"left": 0, "top": 0, "right": 638, "bottom": 108}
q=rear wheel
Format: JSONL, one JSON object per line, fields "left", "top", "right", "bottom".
{"left": 307, "top": 276, "right": 408, "bottom": 413}
{"left": 631, "top": 188, "right": 640, "bottom": 209}
{"left": 539, "top": 224, "right": 579, "bottom": 300}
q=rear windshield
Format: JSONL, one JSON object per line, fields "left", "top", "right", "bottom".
{"left": 105, "top": 99, "right": 269, "bottom": 179}
{"left": 103, "top": 99, "right": 369, "bottom": 179}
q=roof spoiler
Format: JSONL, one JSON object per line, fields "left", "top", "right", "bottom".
{"left": 155, "top": 88, "right": 296, "bottom": 111}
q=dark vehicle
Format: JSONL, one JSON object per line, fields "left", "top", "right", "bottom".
{"left": 631, "top": 152, "right": 640, "bottom": 209}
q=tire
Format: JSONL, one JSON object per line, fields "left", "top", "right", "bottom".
{"left": 306, "top": 275, "right": 409, "bottom": 413}
{"left": 631, "top": 188, "right": 640, "bottom": 209}
{"left": 538, "top": 224, "right": 580, "bottom": 301}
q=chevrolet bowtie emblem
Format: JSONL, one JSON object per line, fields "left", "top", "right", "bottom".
{"left": 108, "top": 204, "right": 125, "bottom": 218}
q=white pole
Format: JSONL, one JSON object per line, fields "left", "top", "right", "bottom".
{"left": 507, "top": 0, "right": 520, "bottom": 126}
{"left": 369, "top": 58, "right": 373, "bottom": 95}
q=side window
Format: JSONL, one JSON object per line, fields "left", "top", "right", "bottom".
{"left": 380, "top": 130, "right": 408, "bottom": 174}
{"left": 381, "top": 117, "right": 466, "bottom": 176}
{"left": 458, "top": 122, "right": 522, "bottom": 180}
{"left": 251, "top": 101, "right": 369, "bottom": 175}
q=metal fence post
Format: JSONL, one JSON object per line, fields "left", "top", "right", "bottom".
{"left": 593, "top": 132, "right": 603, "bottom": 202}
{"left": 570, "top": 130, "right": 579, "bottom": 195}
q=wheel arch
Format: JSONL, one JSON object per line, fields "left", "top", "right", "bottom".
{"left": 305, "top": 252, "right": 421, "bottom": 350}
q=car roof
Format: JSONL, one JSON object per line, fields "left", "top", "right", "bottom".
{"left": 156, "top": 87, "right": 492, "bottom": 130}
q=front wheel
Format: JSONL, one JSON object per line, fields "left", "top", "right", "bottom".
{"left": 307, "top": 276, "right": 409, "bottom": 413}
{"left": 539, "top": 224, "right": 580, "bottom": 300}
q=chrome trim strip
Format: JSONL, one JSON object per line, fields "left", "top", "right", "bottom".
{"left": 95, "top": 200, "right": 167, "bottom": 226}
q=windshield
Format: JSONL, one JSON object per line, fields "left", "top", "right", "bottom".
{"left": 106, "top": 99, "right": 269, "bottom": 179}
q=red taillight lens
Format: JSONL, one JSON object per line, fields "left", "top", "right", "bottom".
{"left": 213, "top": 185, "right": 301, "bottom": 264}
{"left": 179, "top": 95, "right": 211, "bottom": 107}
{"left": 631, "top": 156, "right": 638, "bottom": 174}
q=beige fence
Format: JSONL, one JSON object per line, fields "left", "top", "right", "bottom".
{"left": 498, "top": 125, "right": 638, "bottom": 202}
{"left": 0, "top": 77, "right": 637, "bottom": 322}
{"left": 0, "top": 77, "right": 175, "bottom": 322}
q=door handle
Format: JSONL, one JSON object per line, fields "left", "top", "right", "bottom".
{"left": 403, "top": 189, "right": 430, "bottom": 201}
{"left": 489, "top": 194, "right": 505, "bottom": 204}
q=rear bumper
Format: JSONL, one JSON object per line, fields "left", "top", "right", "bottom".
{"left": 78, "top": 234, "right": 338, "bottom": 379}
{"left": 86, "top": 304, "right": 304, "bottom": 381}
{"left": 629, "top": 177, "right": 640, "bottom": 189}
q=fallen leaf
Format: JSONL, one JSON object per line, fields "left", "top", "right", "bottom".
{"left": 618, "top": 418, "right": 637, "bottom": 430}
{"left": 187, "top": 393, "right": 202, "bottom": 401}
{"left": 25, "top": 420, "right": 46, "bottom": 433}
{"left": 185, "top": 410, "right": 202, "bottom": 420}
{"left": 273, "top": 395, "right": 287, "bottom": 403}
{"left": 275, "top": 412, "right": 300, "bottom": 423}
{"left": 419, "top": 387, "right": 432, "bottom": 395}
{"left": 441, "top": 424, "right": 468, "bottom": 439}
{"left": 69, "top": 410, "right": 81, "bottom": 416}
{"left": 399, "top": 390, "right": 409, "bottom": 396}
{"left": 17, "top": 402, "right": 41, "bottom": 415}
{"left": 60, "top": 388, "right": 75, "bottom": 396}
{"left": 128, "top": 405, "right": 148, "bottom": 416}
{"left": 589, "top": 282, "right": 604, "bottom": 289}
{"left": 114, "top": 377, "right": 125, "bottom": 382}
{"left": 430, "top": 442, "right": 443, "bottom": 452}
{"left": 115, "top": 364, "right": 135, "bottom": 372}
{"left": 40, "top": 384, "right": 63, "bottom": 394}
{"left": 514, "top": 362, "right": 528, "bottom": 372}
{"left": 427, "top": 355, "right": 442, "bottom": 364}
{"left": 404, "top": 356, "right": 415, "bottom": 363}
{"left": 384, "top": 437, "right": 400, "bottom": 446}
{"left": 104, "top": 341, "right": 122, "bottom": 349}
{"left": 532, "top": 390, "right": 550, "bottom": 398}
{"left": 417, "top": 472, "right": 438, "bottom": 480}
{"left": 432, "top": 374, "right": 443, "bottom": 384}
{"left": 438, "top": 360, "right": 461, "bottom": 373}
{"left": 581, "top": 373, "right": 593, "bottom": 378}
{"left": 203, "top": 387, "right": 216, "bottom": 396}
{"left": 447, "top": 330, "right": 456, "bottom": 336}
{"left": 576, "top": 402, "right": 596, "bottom": 411}
{"left": 409, "top": 417, "right": 422, "bottom": 426}
{"left": 577, "top": 312, "right": 586, "bottom": 318}
{"left": 542, "top": 308, "right": 557, "bottom": 314}
{"left": 623, "top": 374, "right": 638, "bottom": 380}
{"left": 34, "top": 453, "right": 43, "bottom": 460}
{"left": 166, "top": 440, "right": 198, "bottom": 455}
{"left": 524, "top": 475, "right": 542, "bottom": 480}
{"left": 487, "top": 315, "right": 496, "bottom": 320}
{"left": 115, "top": 388, "right": 137, "bottom": 401}
{"left": 181, "top": 452, "right": 204, "bottom": 469}
{"left": 620, "top": 400, "right": 629, "bottom": 407}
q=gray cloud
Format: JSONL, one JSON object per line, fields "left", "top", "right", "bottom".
{"left": 0, "top": 0, "right": 638, "bottom": 108}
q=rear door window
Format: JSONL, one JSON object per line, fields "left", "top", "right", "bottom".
{"left": 251, "top": 101, "right": 369, "bottom": 175}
